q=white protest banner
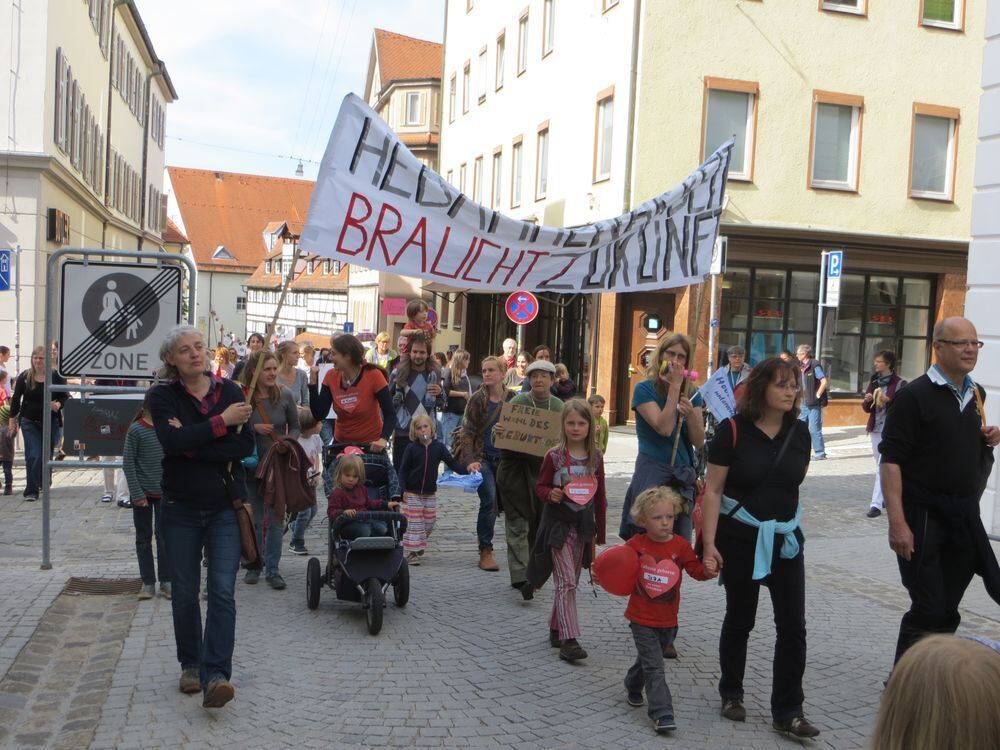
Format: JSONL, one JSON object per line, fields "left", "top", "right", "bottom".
{"left": 698, "top": 368, "right": 738, "bottom": 422}
{"left": 300, "top": 94, "right": 733, "bottom": 294}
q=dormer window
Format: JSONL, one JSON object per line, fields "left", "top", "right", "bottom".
{"left": 324, "top": 260, "right": 331, "bottom": 275}
{"left": 212, "top": 245, "right": 236, "bottom": 260}
{"left": 333, "top": 261, "right": 342, "bottom": 275}
{"left": 265, "top": 260, "right": 272, "bottom": 274}
{"left": 307, "top": 259, "right": 314, "bottom": 274}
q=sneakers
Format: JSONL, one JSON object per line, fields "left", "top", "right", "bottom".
{"left": 812, "top": 454, "right": 827, "bottom": 461}
{"left": 721, "top": 699, "right": 746, "bottom": 722}
{"left": 405, "top": 552, "right": 421, "bottom": 566}
{"left": 288, "top": 541, "right": 308, "bottom": 555}
{"left": 100, "top": 493, "right": 113, "bottom": 503}
{"left": 202, "top": 678, "right": 235, "bottom": 709}
{"left": 266, "top": 573, "right": 286, "bottom": 590}
{"left": 159, "top": 582, "right": 172, "bottom": 599}
{"left": 244, "top": 569, "right": 260, "bottom": 585}
{"left": 178, "top": 668, "right": 201, "bottom": 694}
{"left": 549, "top": 629, "right": 561, "bottom": 648}
{"left": 518, "top": 582, "right": 534, "bottom": 601}
{"left": 137, "top": 584, "right": 155, "bottom": 601}
{"left": 662, "top": 643, "right": 678, "bottom": 659}
{"left": 626, "top": 691, "right": 644, "bottom": 707}
{"left": 24, "top": 493, "right": 37, "bottom": 502}
{"left": 558, "top": 639, "right": 588, "bottom": 662}
{"left": 867, "top": 507, "right": 882, "bottom": 518}
{"left": 654, "top": 715, "right": 677, "bottom": 733}
{"left": 773, "top": 716, "right": 820, "bottom": 739}
{"left": 478, "top": 548, "right": 500, "bottom": 571}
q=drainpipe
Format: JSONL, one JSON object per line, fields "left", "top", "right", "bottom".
{"left": 137, "top": 67, "right": 154, "bottom": 251}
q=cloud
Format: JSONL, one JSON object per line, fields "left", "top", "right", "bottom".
{"left": 133, "top": 0, "right": 443, "bottom": 178}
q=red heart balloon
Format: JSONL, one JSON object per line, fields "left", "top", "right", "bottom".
{"left": 638, "top": 554, "right": 680, "bottom": 599}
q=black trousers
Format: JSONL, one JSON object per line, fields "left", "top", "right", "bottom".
{"left": 894, "top": 504, "right": 976, "bottom": 664}
{"left": 717, "top": 526, "right": 806, "bottom": 722}
{"left": 392, "top": 435, "right": 411, "bottom": 474}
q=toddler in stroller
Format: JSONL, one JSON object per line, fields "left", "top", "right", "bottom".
{"left": 327, "top": 454, "right": 401, "bottom": 534}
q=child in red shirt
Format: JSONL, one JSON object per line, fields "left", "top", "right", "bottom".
{"left": 395, "top": 299, "right": 439, "bottom": 381}
{"left": 623, "top": 486, "right": 718, "bottom": 734}
{"left": 328, "top": 454, "right": 399, "bottom": 539}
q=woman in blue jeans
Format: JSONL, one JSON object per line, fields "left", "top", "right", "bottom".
{"left": 9, "top": 346, "right": 66, "bottom": 501}
{"left": 456, "top": 356, "right": 515, "bottom": 572}
{"left": 149, "top": 325, "right": 254, "bottom": 709}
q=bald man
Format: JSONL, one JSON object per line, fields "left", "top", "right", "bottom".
{"left": 879, "top": 317, "right": 1000, "bottom": 665}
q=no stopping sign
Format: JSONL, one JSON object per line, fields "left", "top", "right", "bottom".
{"left": 505, "top": 291, "right": 539, "bottom": 325}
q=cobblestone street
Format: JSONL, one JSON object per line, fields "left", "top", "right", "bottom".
{"left": 1, "top": 427, "right": 999, "bottom": 749}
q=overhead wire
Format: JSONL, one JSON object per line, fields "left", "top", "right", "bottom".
{"left": 289, "top": 0, "right": 335, "bottom": 159}
{"left": 165, "top": 135, "right": 320, "bottom": 165}
{"left": 296, "top": 0, "right": 349, "bottom": 162}
{"left": 305, "top": 0, "right": 360, "bottom": 160}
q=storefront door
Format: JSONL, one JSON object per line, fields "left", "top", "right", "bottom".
{"left": 617, "top": 292, "right": 675, "bottom": 423}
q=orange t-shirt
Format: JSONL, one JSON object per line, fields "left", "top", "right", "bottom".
{"left": 322, "top": 366, "right": 388, "bottom": 444}
{"left": 398, "top": 321, "right": 436, "bottom": 355}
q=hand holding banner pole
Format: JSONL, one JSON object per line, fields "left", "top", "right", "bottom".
{"left": 671, "top": 278, "right": 708, "bottom": 466}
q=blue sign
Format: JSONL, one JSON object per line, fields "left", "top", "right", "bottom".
{"left": 0, "top": 249, "right": 10, "bottom": 292}
{"left": 827, "top": 250, "right": 843, "bottom": 279}
{"left": 343, "top": 321, "right": 354, "bottom": 333}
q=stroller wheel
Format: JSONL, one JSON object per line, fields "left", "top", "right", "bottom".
{"left": 393, "top": 560, "right": 410, "bottom": 607}
{"left": 306, "top": 557, "right": 321, "bottom": 610}
{"left": 364, "top": 578, "right": 384, "bottom": 635}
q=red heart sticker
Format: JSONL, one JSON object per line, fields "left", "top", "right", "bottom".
{"left": 335, "top": 391, "right": 360, "bottom": 413}
{"left": 564, "top": 475, "right": 597, "bottom": 505}
{"left": 637, "top": 555, "right": 680, "bottom": 599}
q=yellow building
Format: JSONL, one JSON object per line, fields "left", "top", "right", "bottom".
{"left": 598, "top": 0, "right": 981, "bottom": 425}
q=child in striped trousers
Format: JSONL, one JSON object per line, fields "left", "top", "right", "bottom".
{"left": 398, "top": 414, "right": 479, "bottom": 565}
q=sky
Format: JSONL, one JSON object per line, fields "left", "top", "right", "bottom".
{"left": 133, "top": 0, "right": 444, "bottom": 182}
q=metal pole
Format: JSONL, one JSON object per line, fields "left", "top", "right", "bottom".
{"left": 588, "top": 293, "right": 601, "bottom": 396}
{"left": 707, "top": 274, "right": 718, "bottom": 373}
{"left": 41, "top": 247, "right": 55, "bottom": 570}
{"left": 516, "top": 322, "right": 524, "bottom": 352}
{"left": 816, "top": 251, "right": 828, "bottom": 358}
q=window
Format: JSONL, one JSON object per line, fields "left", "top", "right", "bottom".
{"left": 496, "top": 32, "right": 506, "bottom": 90}
{"left": 517, "top": 10, "right": 529, "bottom": 75}
{"left": 594, "top": 88, "right": 614, "bottom": 182}
{"left": 602, "top": 0, "right": 620, "bottom": 10}
{"left": 324, "top": 259, "right": 331, "bottom": 274}
{"left": 535, "top": 124, "right": 549, "bottom": 200}
{"left": 405, "top": 91, "right": 421, "bottom": 125}
{"left": 491, "top": 149, "right": 503, "bottom": 209}
{"left": 459, "top": 162, "right": 467, "bottom": 193}
{"left": 473, "top": 156, "right": 484, "bottom": 202}
{"left": 467, "top": 0, "right": 473, "bottom": 10}
{"left": 820, "top": 0, "right": 867, "bottom": 15}
{"left": 809, "top": 91, "right": 863, "bottom": 192}
{"left": 478, "top": 47, "right": 488, "bottom": 103}
{"left": 449, "top": 74, "right": 456, "bottom": 122}
{"left": 462, "top": 62, "right": 470, "bottom": 113}
{"left": 446, "top": 168, "right": 454, "bottom": 187}
{"left": 333, "top": 261, "right": 342, "bottom": 274}
{"left": 542, "top": 0, "right": 555, "bottom": 56}
{"left": 921, "top": 0, "right": 964, "bottom": 30}
{"left": 511, "top": 137, "right": 523, "bottom": 207}
{"left": 909, "top": 104, "right": 959, "bottom": 200}
{"left": 236, "top": 296, "right": 247, "bottom": 311}
{"left": 719, "top": 267, "right": 935, "bottom": 393}
{"left": 703, "top": 78, "right": 758, "bottom": 181}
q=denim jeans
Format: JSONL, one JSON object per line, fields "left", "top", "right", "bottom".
{"left": 439, "top": 412, "right": 462, "bottom": 448}
{"left": 290, "top": 490, "right": 320, "bottom": 546}
{"left": 246, "top": 476, "right": 284, "bottom": 577}
{"left": 320, "top": 418, "right": 335, "bottom": 446}
{"left": 161, "top": 499, "right": 241, "bottom": 688}
{"left": 475, "top": 456, "right": 499, "bottom": 551}
{"left": 625, "top": 623, "right": 679, "bottom": 721}
{"left": 21, "top": 417, "right": 60, "bottom": 497}
{"left": 340, "top": 520, "right": 388, "bottom": 539}
{"left": 133, "top": 499, "right": 169, "bottom": 584}
{"left": 798, "top": 403, "right": 826, "bottom": 457}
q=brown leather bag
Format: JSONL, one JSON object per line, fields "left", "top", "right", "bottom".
{"left": 224, "top": 473, "right": 262, "bottom": 570}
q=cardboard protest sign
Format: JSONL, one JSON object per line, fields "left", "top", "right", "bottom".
{"left": 493, "top": 402, "right": 563, "bottom": 457}
{"left": 301, "top": 94, "right": 733, "bottom": 294}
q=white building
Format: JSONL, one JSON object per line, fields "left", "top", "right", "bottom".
{"left": 0, "top": 0, "right": 175, "bottom": 370}
{"left": 968, "top": 1, "right": 1000, "bottom": 532}
{"left": 439, "top": 0, "right": 639, "bottom": 372}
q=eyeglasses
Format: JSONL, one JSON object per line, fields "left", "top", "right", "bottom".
{"left": 936, "top": 339, "right": 985, "bottom": 350}
{"left": 663, "top": 350, "right": 688, "bottom": 364}
{"left": 771, "top": 382, "right": 801, "bottom": 392}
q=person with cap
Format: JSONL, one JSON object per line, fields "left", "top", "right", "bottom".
{"left": 717, "top": 345, "right": 752, "bottom": 399}
{"left": 495, "top": 359, "right": 563, "bottom": 599}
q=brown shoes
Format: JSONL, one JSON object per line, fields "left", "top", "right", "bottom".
{"left": 478, "top": 549, "right": 500, "bottom": 571}
{"left": 178, "top": 668, "right": 201, "bottom": 694}
{"left": 202, "top": 678, "right": 235, "bottom": 708}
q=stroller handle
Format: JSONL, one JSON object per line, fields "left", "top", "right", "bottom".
{"left": 328, "top": 440, "right": 374, "bottom": 453}
{"left": 330, "top": 510, "right": 408, "bottom": 534}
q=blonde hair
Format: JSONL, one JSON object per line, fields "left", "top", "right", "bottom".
{"left": 647, "top": 332, "right": 694, "bottom": 399}
{"left": 630, "top": 486, "right": 684, "bottom": 521}
{"left": 375, "top": 331, "right": 391, "bottom": 344}
{"left": 554, "top": 363, "right": 569, "bottom": 379}
{"left": 558, "top": 398, "right": 597, "bottom": 471}
{"left": 332, "top": 454, "right": 365, "bottom": 488}
{"left": 481, "top": 355, "right": 506, "bottom": 375}
{"left": 240, "top": 350, "right": 282, "bottom": 406}
{"left": 872, "top": 635, "right": 1000, "bottom": 750}
{"left": 297, "top": 406, "right": 318, "bottom": 432}
{"left": 25, "top": 346, "right": 46, "bottom": 391}
{"left": 408, "top": 413, "right": 436, "bottom": 441}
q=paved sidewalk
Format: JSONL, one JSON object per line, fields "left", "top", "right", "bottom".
{"left": 1, "top": 428, "right": 998, "bottom": 748}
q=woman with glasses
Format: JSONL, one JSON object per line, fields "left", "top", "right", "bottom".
{"left": 862, "top": 350, "right": 906, "bottom": 519}
{"left": 699, "top": 357, "right": 819, "bottom": 739}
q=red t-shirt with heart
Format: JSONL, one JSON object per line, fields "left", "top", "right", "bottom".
{"left": 624, "top": 534, "right": 711, "bottom": 628}
{"left": 322, "top": 366, "right": 388, "bottom": 444}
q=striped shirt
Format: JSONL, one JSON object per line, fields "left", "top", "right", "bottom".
{"left": 122, "top": 419, "right": 164, "bottom": 503}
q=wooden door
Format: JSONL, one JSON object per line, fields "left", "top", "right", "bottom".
{"left": 617, "top": 292, "right": 676, "bottom": 423}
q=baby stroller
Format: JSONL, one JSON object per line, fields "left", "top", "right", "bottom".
{"left": 305, "top": 442, "right": 409, "bottom": 635}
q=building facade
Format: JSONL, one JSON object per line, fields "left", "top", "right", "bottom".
{"left": 439, "top": 0, "right": 639, "bottom": 376}
{"left": 0, "top": 0, "right": 175, "bottom": 371}
{"left": 165, "top": 167, "right": 313, "bottom": 346}
{"left": 968, "top": 0, "right": 1000, "bottom": 531}
{"left": 598, "top": 0, "right": 983, "bottom": 425}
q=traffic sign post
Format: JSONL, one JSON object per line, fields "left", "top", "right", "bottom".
{"left": 505, "top": 291, "right": 540, "bottom": 352}
{"left": 816, "top": 250, "right": 844, "bottom": 364}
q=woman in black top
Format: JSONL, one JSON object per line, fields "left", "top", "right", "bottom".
{"left": 700, "top": 357, "right": 819, "bottom": 740}
{"left": 148, "top": 325, "right": 254, "bottom": 709}
{"left": 8, "top": 346, "right": 68, "bottom": 500}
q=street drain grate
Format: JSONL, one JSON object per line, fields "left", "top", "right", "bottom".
{"left": 62, "top": 577, "right": 143, "bottom": 595}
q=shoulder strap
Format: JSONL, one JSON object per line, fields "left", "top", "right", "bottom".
{"left": 728, "top": 417, "right": 738, "bottom": 449}
{"left": 975, "top": 383, "right": 987, "bottom": 427}
{"left": 724, "top": 421, "right": 796, "bottom": 518}
{"left": 255, "top": 400, "right": 276, "bottom": 442}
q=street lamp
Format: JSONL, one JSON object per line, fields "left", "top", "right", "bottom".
{"left": 295, "top": 161, "right": 304, "bottom": 177}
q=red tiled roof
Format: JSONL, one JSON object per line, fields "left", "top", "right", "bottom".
{"left": 167, "top": 167, "right": 314, "bottom": 274}
{"left": 400, "top": 133, "right": 440, "bottom": 147}
{"left": 374, "top": 29, "right": 442, "bottom": 86}
{"left": 163, "top": 217, "right": 188, "bottom": 244}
